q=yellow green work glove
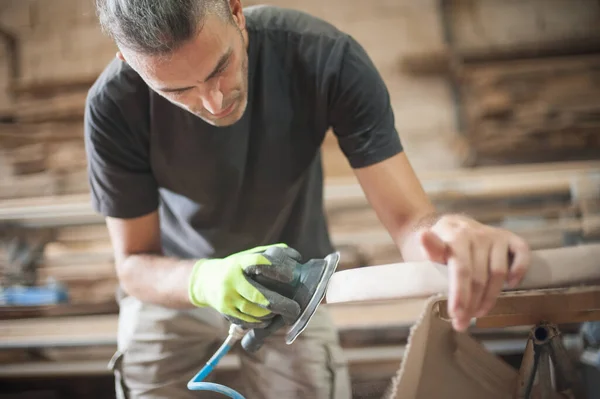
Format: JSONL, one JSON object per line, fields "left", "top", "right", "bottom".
{"left": 188, "top": 243, "right": 302, "bottom": 328}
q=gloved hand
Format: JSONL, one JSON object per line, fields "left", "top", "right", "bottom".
{"left": 188, "top": 243, "right": 302, "bottom": 329}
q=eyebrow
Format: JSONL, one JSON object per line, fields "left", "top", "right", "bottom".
{"left": 202, "top": 47, "right": 233, "bottom": 82}
{"left": 157, "top": 48, "right": 233, "bottom": 93}
{"left": 159, "top": 85, "right": 195, "bottom": 93}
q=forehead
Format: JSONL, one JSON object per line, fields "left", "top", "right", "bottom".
{"left": 125, "top": 16, "right": 235, "bottom": 85}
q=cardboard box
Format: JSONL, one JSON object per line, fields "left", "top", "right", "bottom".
{"left": 384, "top": 286, "right": 600, "bottom": 399}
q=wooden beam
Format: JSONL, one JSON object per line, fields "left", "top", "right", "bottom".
{"left": 0, "top": 301, "right": 118, "bottom": 321}
{"left": 325, "top": 160, "right": 600, "bottom": 206}
{"left": 15, "top": 90, "right": 87, "bottom": 123}
{"left": 1, "top": 161, "right": 599, "bottom": 226}
{"left": 11, "top": 76, "right": 96, "bottom": 98}
{"left": 0, "top": 122, "right": 84, "bottom": 143}
{"left": 0, "top": 314, "right": 118, "bottom": 349}
{"left": 437, "top": 286, "right": 600, "bottom": 328}
{"left": 326, "top": 245, "right": 600, "bottom": 304}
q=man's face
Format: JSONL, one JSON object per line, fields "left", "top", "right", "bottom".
{"left": 120, "top": 13, "right": 249, "bottom": 127}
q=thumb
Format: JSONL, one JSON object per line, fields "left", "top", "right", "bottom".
{"left": 420, "top": 230, "right": 448, "bottom": 264}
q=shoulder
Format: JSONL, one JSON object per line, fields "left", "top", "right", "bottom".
{"left": 85, "top": 58, "right": 151, "bottom": 144}
{"left": 244, "top": 5, "right": 346, "bottom": 39}
{"left": 244, "top": 6, "right": 369, "bottom": 80}
{"left": 244, "top": 6, "right": 353, "bottom": 56}
{"left": 86, "top": 58, "right": 150, "bottom": 120}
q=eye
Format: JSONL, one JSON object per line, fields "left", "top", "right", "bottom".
{"left": 215, "top": 60, "right": 230, "bottom": 76}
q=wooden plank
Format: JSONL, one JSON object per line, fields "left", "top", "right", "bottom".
{"left": 1, "top": 161, "right": 599, "bottom": 226}
{"left": 38, "top": 262, "right": 115, "bottom": 282}
{"left": 330, "top": 215, "right": 594, "bottom": 252}
{"left": 324, "top": 160, "right": 600, "bottom": 206}
{"left": 327, "top": 201, "right": 573, "bottom": 231}
{"left": 46, "top": 140, "right": 87, "bottom": 172}
{"left": 0, "top": 193, "right": 100, "bottom": 226}
{"left": 459, "top": 55, "right": 600, "bottom": 166}
{"left": 0, "top": 143, "right": 47, "bottom": 175}
{"left": 0, "top": 314, "right": 118, "bottom": 348}
{"left": 0, "top": 122, "right": 83, "bottom": 144}
{"left": 437, "top": 286, "right": 600, "bottom": 328}
{"left": 0, "top": 301, "right": 118, "bottom": 320}
{"left": 326, "top": 245, "right": 600, "bottom": 304}
{"left": 15, "top": 90, "right": 87, "bottom": 123}
{"left": 44, "top": 241, "right": 113, "bottom": 259}
{"left": 11, "top": 76, "right": 96, "bottom": 98}
{"left": 0, "top": 360, "right": 117, "bottom": 378}
{"left": 41, "top": 251, "right": 113, "bottom": 268}
{"left": 54, "top": 225, "right": 109, "bottom": 243}
{"left": 0, "top": 172, "right": 59, "bottom": 200}
{"left": 446, "top": 0, "right": 600, "bottom": 59}
{"left": 58, "top": 169, "right": 89, "bottom": 195}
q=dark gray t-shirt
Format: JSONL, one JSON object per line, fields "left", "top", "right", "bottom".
{"left": 84, "top": 5, "right": 403, "bottom": 261}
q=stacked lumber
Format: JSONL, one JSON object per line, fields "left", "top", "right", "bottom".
{"left": 326, "top": 160, "right": 600, "bottom": 262}
{"left": 460, "top": 55, "right": 600, "bottom": 166}
{"left": 398, "top": 1, "right": 600, "bottom": 167}
{"left": 400, "top": 53, "right": 600, "bottom": 167}
{"left": 0, "top": 121, "right": 90, "bottom": 200}
{"left": 0, "top": 161, "right": 598, "bottom": 317}
{"left": 0, "top": 0, "right": 115, "bottom": 200}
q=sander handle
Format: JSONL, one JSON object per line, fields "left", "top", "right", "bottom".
{"left": 241, "top": 316, "right": 286, "bottom": 352}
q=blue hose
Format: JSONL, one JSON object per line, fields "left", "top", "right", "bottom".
{"left": 187, "top": 325, "right": 247, "bottom": 399}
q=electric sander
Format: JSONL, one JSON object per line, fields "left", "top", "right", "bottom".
{"left": 187, "top": 248, "right": 341, "bottom": 398}
{"left": 241, "top": 249, "right": 341, "bottom": 352}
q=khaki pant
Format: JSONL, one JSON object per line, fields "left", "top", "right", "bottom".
{"left": 108, "top": 295, "right": 352, "bottom": 398}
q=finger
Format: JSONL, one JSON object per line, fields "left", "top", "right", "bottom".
{"left": 476, "top": 241, "right": 509, "bottom": 317}
{"left": 469, "top": 238, "right": 490, "bottom": 316}
{"left": 226, "top": 306, "right": 265, "bottom": 325}
{"left": 446, "top": 236, "right": 473, "bottom": 331}
{"left": 238, "top": 278, "right": 301, "bottom": 324}
{"left": 264, "top": 245, "right": 303, "bottom": 263}
{"left": 237, "top": 276, "right": 270, "bottom": 307}
{"left": 226, "top": 314, "right": 271, "bottom": 329}
{"left": 243, "top": 254, "right": 296, "bottom": 284}
{"left": 237, "top": 297, "right": 273, "bottom": 319}
{"left": 507, "top": 235, "right": 531, "bottom": 288}
{"left": 236, "top": 243, "right": 288, "bottom": 256}
{"left": 420, "top": 230, "right": 449, "bottom": 264}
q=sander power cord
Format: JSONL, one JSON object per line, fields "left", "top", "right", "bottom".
{"left": 187, "top": 324, "right": 247, "bottom": 398}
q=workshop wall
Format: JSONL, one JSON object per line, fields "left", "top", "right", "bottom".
{"left": 1, "top": 2, "right": 600, "bottom": 398}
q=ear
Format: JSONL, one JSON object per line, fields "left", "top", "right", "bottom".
{"left": 229, "top": 0, "right": 245, "bottom": 30}
{"left": 116, "top": 51, "right": 126, "bottom": 63}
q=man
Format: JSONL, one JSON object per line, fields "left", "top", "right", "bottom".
{"left": 85, "top": 0, "right": 532, "bottom": 398}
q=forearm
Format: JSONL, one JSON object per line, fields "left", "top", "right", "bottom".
{"left": 117, "top": 254, "right": 197, "bottom": 309}
{"left": 395, "top": 211, "right": 443, "bottom": 262}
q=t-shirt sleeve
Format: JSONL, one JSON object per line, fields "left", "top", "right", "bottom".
{"left": 84, "top": 91, "right": 159, "bottom": 219}
{"left": 327, "top": 35, "right": 403, "bottom": 169}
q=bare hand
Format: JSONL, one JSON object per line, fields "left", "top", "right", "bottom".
{"left": 419, "top": 215, "right": 531, "bottom": 331}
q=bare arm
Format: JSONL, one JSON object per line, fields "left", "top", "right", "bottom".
{"left": 354, "top": 152, "right": 531, "bottom": 331}
{"left": 106, "top": 211, "right": 196, "bottom": 309}
{"left": 353, "top": 152, "right": 439, "bottom": 262}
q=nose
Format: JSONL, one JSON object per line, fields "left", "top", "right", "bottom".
{"left": 201, "top": 80, "right": 225, "bottom": 115}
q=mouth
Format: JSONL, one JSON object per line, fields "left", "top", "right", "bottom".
{"left": 209, "top": 100, "right": 237, "bottom": 119}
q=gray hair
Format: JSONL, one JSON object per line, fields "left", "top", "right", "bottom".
{"left": 96, "top": 0, "right": 232, "bottom": 55}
